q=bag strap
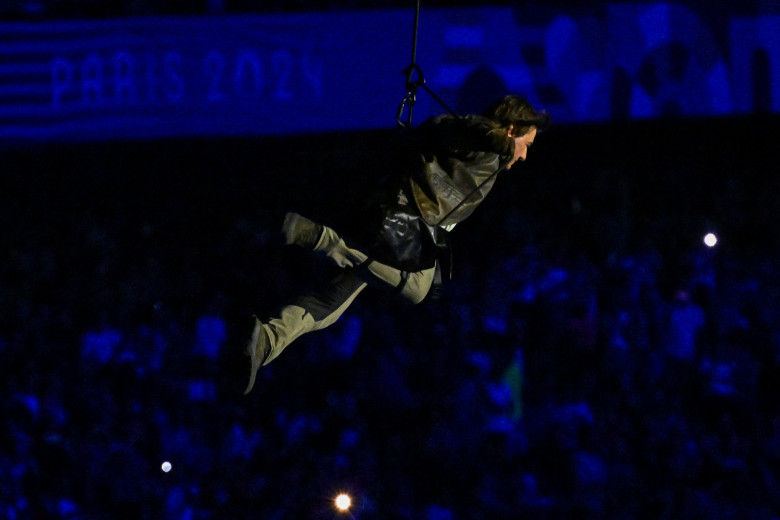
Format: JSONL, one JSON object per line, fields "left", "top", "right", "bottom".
{"left": 433, "top": 167, "right": 504, "bottom": 227}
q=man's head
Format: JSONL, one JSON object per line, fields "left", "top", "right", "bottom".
{"left": 483, "top": 95, "right": 550, "bottom": 170}
{"left": 482, "top": 94, "right": 550, "bottom": 137}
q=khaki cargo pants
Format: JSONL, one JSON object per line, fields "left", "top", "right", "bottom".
{"left": 260, "top": 224, "right": 435, "bottom": 365}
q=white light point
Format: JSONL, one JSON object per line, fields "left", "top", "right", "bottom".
{"left": 335, "top": 493, "right": 352, "bottom": 512}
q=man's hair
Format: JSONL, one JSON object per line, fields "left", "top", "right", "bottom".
{"left": 482, "top": 95, "right": 551, "bottom": 136}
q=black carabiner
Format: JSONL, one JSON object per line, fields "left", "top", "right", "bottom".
{"left": 397, "top": 64, "right": 425, "bottom": 127}
{"left": 397, "top": 95, "right": 415, "bottom": 128}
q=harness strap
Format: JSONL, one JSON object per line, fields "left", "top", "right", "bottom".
{"left": 394, "top": 270, "right": 410, "bottom": 294}
{"left": 355, "top": 259, "right": 410, "bottom": 294}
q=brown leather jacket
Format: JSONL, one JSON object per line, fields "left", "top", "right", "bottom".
{"left": 407, "top": 114, "right": 515, "bottom": 227}
{"left": 358, "top": 114, "right": 515, "bottom": 274}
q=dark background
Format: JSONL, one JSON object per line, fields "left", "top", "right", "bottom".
{"left": 3, "top": 1, "right": 780, "bottom": 519}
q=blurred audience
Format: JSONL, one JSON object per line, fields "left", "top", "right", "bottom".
{"left": 2, "top": 125, "right": 779, "bottom": 518}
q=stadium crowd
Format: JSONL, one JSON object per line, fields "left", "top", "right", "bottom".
{"left": 2, "top": 120, "right": 780, "bottom": 518}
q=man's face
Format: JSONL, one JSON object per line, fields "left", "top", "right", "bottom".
{"left": 506, "top": 126, "right": 537, "bottom": 170}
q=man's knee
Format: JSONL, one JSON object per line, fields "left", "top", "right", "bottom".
{"left": 399, "top": 270, "right": 434, "bottom": 304}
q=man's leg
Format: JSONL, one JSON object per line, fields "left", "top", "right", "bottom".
{"left": 244, "top": 271, "right": 366, "bottom": 394}
{"left": 284, "top": 212, "right": 436, "bottom": 304}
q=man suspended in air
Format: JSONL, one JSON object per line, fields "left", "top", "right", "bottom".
{"left": 243, "top": 94, "right": 550, "bottom": 394}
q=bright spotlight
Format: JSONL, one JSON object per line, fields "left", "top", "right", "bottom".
{"left": 334, "top": 493, "right": 352, "bottom": 512}
{"left": 703, "top": 233, "right": 718, "bottom": 247}
{"left": 161, "top": 461, "right": 172, "bottom": 473}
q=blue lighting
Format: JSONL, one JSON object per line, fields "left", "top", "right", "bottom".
{"left": 1, "top": 5, "right": 778, "bottom": 143}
